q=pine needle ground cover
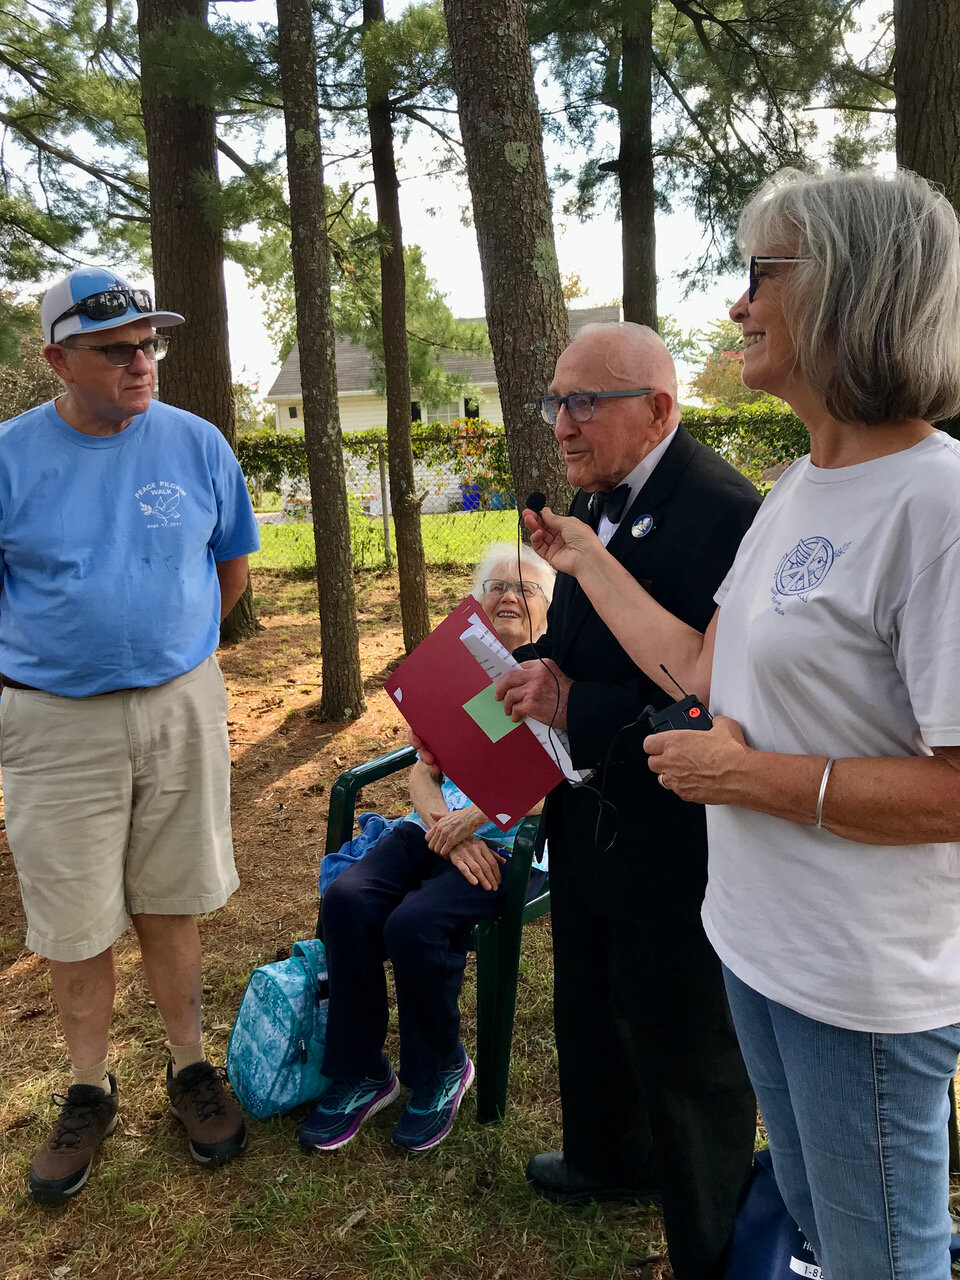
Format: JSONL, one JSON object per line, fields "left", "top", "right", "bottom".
{"left": 0, "top": 566, "right": 672, "bottom": 1280}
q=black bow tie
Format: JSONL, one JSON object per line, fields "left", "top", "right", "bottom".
{"left": 587, "top": 484, "right": 631, "bottom": 529}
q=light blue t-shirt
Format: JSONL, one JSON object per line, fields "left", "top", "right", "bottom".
{"left": 0, "top": 399, "right": 260, "bottom": 695}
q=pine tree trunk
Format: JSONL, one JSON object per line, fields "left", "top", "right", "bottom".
{"left": 363, "top": 0, "right": 430, "bottom": 653}
{"left": 137, "top": 0, "right": 258, "bottom": 644}
{"left": 895, "top": 0, "right": 960, "bottom": 438}
{"left": 619, "top": 0, "right": 657, "bottom": 328}
{"left": 444, "top": 0, "right": 572, "bottom": 512}
{"left": 276, "top": 0, "right": 365, "bottom": 720}
{"left": 895, "top": 0, "right": 960, "bottom": 210}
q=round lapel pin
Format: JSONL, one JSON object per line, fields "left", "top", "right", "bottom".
{"left": 631, "top": 514, "right": 654, "bottom": 539}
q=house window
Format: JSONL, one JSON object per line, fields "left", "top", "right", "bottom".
{"left": 464, "top": 398, "right": 479, "bottom": 420}
{"left": 411, "top": 401, "right": 421, "bottom": 424}
{"left": 288, "top": 405, "right": 298, "bottom": 419}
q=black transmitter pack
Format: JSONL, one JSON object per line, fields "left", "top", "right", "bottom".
{"left": 647, "top": 693, "right": 713, "bottom": 734}
{"left": 645, "top": 666, "right": 713, "bottom": 734}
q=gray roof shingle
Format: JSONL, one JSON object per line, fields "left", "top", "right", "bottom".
{"left": 266, "top": 305, "right": 621, "bottom": 399}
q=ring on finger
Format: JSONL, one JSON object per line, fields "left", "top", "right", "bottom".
{"left": 658, "top": 774, "right": 670, "bottom": 790}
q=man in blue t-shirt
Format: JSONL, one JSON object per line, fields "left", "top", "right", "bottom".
{"left": 2, "top": 265, "right": 261, "bottom": 1205}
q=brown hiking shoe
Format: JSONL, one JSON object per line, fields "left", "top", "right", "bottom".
{"left": 166, "top": 1060, "right": 246, "bottom": 1167}
{"left": 29, "top": 1075, "right": 119, "bottom": 1205}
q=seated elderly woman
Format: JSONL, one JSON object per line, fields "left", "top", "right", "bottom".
{"left": 297, "top": 542, "right": 554, "bottom": 1155}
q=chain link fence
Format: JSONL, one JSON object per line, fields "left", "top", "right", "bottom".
{"left": 240, "top": 406, "right": 816, "bottom": 573}
{"left": 247, "top": 426, "right": 523, "bottom": 570}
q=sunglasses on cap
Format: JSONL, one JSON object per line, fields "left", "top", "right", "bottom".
{"left": 748, "top": 256, "right": 808, "bottom": 302}
{"left": 51, "top": 288, "right": 154, "bottom": 340}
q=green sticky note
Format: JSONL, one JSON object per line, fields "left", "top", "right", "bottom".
{"left": 463, "top": 683, "right": 520, "bottom": 743}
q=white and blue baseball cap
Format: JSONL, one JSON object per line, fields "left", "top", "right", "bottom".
{"left": 41, "top": 265, "right": 185, "bottom": 344}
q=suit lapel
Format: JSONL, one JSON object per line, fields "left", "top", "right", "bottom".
{"left": 607, "top": 426, "right": 697, "bottom": 561}
{"left": 554, "top": 428, "right": 699, "bottom": 662}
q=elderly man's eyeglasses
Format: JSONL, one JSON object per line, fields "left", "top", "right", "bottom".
{"left": 538, "top": 389, "right": 655, "bottom": 425}
{"left": 51, "top": 288, "right": 154, "bottom": 341}
{"left": 748, "top": 256, "right": 808, "bottom": 302}
{"left": 64, "top": 335, "right": 169, "bottom": 367}
{"left": 482, "top": 579, "right": 544, "bottom": 600}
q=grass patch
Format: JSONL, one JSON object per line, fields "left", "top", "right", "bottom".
{"left": 252, "top": 509, "right": 521, "bottom": 575}
{"left": 251, "top": 489, "right": 284, "bottom": 513}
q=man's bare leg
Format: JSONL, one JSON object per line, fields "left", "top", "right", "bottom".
{"left": 132, "top": 911, "right": 245, "bottom": 1165}
{"left": 49, "top": 948, "right": 116, "bottom": 1069}
{"left": 131, "top": 913, "right": 203, "bottom": 1049}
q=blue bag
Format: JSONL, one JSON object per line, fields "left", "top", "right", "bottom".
{"left": 726, "top": 1149, "right": 960, "bottom": 1278}
{"left": 226, "top": 938, "right": 329, "bottom": 1119}
{"left": 725, "top": 1149, "right": 821, "bottom": 1279}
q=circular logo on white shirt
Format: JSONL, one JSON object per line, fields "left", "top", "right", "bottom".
{"left": 775, "top": 536, "right": 835, "bottom": 595}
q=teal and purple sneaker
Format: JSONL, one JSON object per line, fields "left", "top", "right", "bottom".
{"left": 297, "top": 1064, "right": 400, "bottom": 1152}
{"left": 391, "top": 1054, "right": 475, "bottom": 1154}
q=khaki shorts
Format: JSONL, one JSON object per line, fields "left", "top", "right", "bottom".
{"left": 1, "top": 656, "right": 238, "bottom": 962}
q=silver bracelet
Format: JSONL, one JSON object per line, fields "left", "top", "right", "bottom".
{"left": 815, "top": 758, "right": 835, "bottom": 829}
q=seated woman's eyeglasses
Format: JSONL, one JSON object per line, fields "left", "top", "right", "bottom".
{"left": 538, "top": 389, "right": 654, "bottom": 425}
{"left": 64, "top": 336, "right": 169, "bottom": 367}
{"left": 482, "top": 579, "right": 544, "bottom": 599}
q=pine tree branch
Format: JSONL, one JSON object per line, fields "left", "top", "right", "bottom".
{"left": 846, "top": 64, "right": 893, "bottom": 92}
{"left": 0, "top": 48, "right": 48, "bottom": 96}
{"left": 668, "top": 0, "right": 796, "bottom": 136}
{"left": 650, "top": 49, "right": 735, "bottom": 177}
{"left": 803, "top": 101, "right": 894, "bottom": 114}
{"left": 0, "top": 109, "right": 150, "bottom": 208}
{"left": 394, "top": 105, "right": 461, "bottom": 152}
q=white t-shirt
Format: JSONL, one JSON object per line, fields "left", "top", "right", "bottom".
{"left": 703, "top": 432, "right": 960, "bottom": 1033}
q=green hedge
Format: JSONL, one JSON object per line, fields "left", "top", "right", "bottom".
{"left": 237, "top": 405, "right": 810, "bottom": 495}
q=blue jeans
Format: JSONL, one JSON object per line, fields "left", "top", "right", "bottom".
{"left": 723, "top": 965, "right": 960, "bottom": 1280}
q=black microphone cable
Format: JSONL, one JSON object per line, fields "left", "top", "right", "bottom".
{"left": 514, "top": 492, "right": 624, "bottom": 846}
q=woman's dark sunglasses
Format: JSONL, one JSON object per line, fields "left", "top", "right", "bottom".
{"left": 52, "top": 288, "right": 153, "bottom": 341}
{"left": 538, "top": 389, "right": 654, "bottom": 425}
{"left": 748, "top": 256, "right": 808, "bottom": 302}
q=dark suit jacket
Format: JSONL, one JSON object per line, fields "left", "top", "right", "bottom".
{"left": 516, "top": 425, "right": 761, "bottom": 918}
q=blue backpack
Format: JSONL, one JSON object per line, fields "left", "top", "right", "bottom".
{"left": 227, "top": 939, "right": 329, "bottom": 1119}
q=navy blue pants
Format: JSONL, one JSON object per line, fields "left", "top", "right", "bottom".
{"left": 321, "top": 821, "right": 544, "bottom": 1088}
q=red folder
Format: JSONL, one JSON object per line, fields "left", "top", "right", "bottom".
{"left": 384, "top": 597, "right": 563, "bottom": 831}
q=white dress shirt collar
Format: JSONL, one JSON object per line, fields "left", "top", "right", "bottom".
{"left": 596, "top": 425, "right": 679, "bottom": 545}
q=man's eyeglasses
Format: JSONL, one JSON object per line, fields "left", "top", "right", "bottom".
{"left": 64, "top": 335, "right": 169, "bottom": 367}
{"left": 481, "top": 579, "right": 544, "bottom": 600}
{"left": 538, "top": 389, "right": 655, "bottom": 425}
{"left": 748, "top": 256, "right": 808, "bottom": 302}
{"left": 51, "top": 288, "right": 154, "bottom": 342}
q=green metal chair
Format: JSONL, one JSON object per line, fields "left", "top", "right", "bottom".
{"left": 317, "top": 744, "right": 549, "bottom": 1124}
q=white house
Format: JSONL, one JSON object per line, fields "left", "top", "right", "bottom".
{"left": 264, "top": 305, "right": 621, "bottom": 432}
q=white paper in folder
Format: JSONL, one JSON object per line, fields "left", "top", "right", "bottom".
{"left": 458, "top": 612, "right": 592, "bottom": 785}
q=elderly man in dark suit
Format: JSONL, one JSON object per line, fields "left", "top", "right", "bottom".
{"left": 496, "top": 322, "right": 760, "bottom": 1280}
